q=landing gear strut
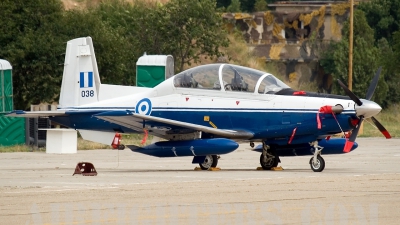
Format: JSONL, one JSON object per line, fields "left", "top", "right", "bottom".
{"left": 199, "top": 155, "right": 218, "bottom": 170}
{"left": 259, "top": 142, "right": 279, "bottom": 170}
{"left": 309, "top": 141, "right": 325, "bottom": 172}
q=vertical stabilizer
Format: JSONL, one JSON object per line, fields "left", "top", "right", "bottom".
{"left": 59, "top": 37, "right": 101, "bottom": 108}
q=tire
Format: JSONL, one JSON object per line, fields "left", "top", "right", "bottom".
{"left": 199, "top": 155, "right": 218, "bottom": 170}
{"left": 259, "top": 153, "right": 279, "bottom": 170}
{"left": 309, "top": 155, "right": 325, "bottom": 172}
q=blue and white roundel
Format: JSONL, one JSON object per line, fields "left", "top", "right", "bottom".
{"left": 135, "top": 98, "right": 152, "bottom": 115}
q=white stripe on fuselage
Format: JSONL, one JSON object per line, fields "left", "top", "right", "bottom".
{"left": 59, "top": 77, "right": 356, "bottom": 114}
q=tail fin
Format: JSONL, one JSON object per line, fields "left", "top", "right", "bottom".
{"left": 59, "top": 37, "right": 101, "bottom": 108}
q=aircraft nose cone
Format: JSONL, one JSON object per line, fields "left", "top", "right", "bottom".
{"left": 355, "top": 100, "right": 382, "bottom": 118}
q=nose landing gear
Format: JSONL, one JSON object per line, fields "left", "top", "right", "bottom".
{"left": 309, "top": 155, "right": 325, "bottom": 172}
{"left": 309, "top": 141, "right": 325, "bottom": 172}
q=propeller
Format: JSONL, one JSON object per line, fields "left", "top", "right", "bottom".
{"left": 366, "top": 67, "right": 382, "bottom": 100}
{"left": 338, "top": 67, "right": 391, "bottom": 153}
{"left": 337, "top": 79, "right": 363, "bottom": 106}
{"left": 371, "top": 116, "right": 391, "bottom": 139}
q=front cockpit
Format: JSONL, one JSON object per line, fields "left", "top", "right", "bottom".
{"left": 173, "top": 64, "right": 289, "bottom": 94}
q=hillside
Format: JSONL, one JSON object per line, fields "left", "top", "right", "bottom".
{"left": 61, "top": 0, "right": 168, "bottom": 10}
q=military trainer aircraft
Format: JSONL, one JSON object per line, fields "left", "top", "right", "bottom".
{"left": 10, "top": 37, "right": 391, "bottom": 172}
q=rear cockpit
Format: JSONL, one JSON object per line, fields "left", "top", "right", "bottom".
{"left": 173, "top": 64, "right": 289, "bottom": 94}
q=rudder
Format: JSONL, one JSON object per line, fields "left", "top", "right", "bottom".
{"left": 59, "top": 37, "right": 101, "bottom": 108}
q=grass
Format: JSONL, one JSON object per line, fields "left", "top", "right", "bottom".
{"left": 0, "top": 145, "right": 45, "bottom": 153}
{"left": 359, "top": 104, "right": 400, "bottom": 138}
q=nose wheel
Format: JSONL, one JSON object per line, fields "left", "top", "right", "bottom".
{"left": 309, "top": 155, "right": 325, "bottom": 172}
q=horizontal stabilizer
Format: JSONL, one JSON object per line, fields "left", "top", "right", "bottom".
{"left": 7, "top": 110, "right": 66, "bottom": 118}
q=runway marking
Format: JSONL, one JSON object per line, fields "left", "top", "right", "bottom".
{"left": 4, "top": 186, "right": 118, "bottom": 194}
{"left": 6, "top": 172, "right": 396, "bottom": 191}
{"left": 32, "top": 182, "right": 106, "bottom": 185}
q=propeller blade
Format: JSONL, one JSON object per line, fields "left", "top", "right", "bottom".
{"left": 371, "top": 116, "right": 391, "bottom": 139}
{"left": 337, "top": 79, "right": 363, "bottom": 106}
{"left": 344, "top": 117, "right": 364, "bottom": 153}
{"left": 365, "top": 67, "right": 382, "bottom": 100}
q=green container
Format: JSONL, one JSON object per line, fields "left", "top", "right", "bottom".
{"left": 136, "top": 54, "right": 174, "bottom": 88}
{"left": 0, "top": 59, "right": 13, "bottom": 112}
{"left": 0, "top": 59, "right": 25, "bottom": 146}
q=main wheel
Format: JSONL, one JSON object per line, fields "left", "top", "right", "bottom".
{"left": 259, "top": 153, "right": 279, "bottom": 170}
{"left": 309, "top": 155, "right": 325, "bottom": 172}
{"left": 199, "top": 155, "right": 218, "bottom": 170}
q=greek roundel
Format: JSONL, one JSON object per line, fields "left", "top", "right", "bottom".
{"left": 135, "top": 98, "right": 152, "bottom": 115}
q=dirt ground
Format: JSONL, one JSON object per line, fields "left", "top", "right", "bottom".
{"left": 1, "top": 138, "right": 400, "bottom": 224}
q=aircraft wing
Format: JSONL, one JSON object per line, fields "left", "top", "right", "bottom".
{"left": 95, "top": 111, "right": 254, "bottom": 139}
{"left": 7, "top": 110, "right": 67, "bottom": 118}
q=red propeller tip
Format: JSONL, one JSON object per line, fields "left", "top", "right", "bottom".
{"left": 343, "top": 140, "right": 354, "bottom": 153}
{"left": 382, "top": 130, "right": 391, "bottom": 139}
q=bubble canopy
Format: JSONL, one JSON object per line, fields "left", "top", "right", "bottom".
{"left": 173, "top": 64, "right": 289, "bottom": 94}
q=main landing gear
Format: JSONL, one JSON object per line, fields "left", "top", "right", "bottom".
{"left": 259, "top": 142, "right": 280, "bottom": 170}
{"left": 199, "top": 155, "right": 218, "bottom": 170}
{"left": 309, "top": 141, "right": 325, "bottom": 172}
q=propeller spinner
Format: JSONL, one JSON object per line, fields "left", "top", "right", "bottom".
{"left": 337, "top": 67, "right": 391, "bottom": 153}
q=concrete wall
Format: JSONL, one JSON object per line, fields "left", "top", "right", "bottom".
{"left": 223, "top": 2, "right": 351, "bottom": 92}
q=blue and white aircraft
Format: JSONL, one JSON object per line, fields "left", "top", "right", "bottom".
{"left": 10, "top": 37, "right": 391, "bottom": 172}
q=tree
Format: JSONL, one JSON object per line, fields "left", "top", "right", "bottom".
{"left": 0, "top": 0, "right": 66, "bottom": 110}
{"left": 358, "top": 0, "right": 400, "bottom": 44}
{"left": 227, "top": 0, "right": 241, "bottom": 12}
{"left": 358, "top": 0, "right": 400, "bottom": 107}
{"left": 378, "top": 32, "right": 400, "bottom": 106}
{"left": 320, "top": 10, "right": 388, "bottom": 105}
{"left": 94, "top": 0, "right": 229, "bottom": 73}
{"left": 0, "top": 0, "right": 229, "bottom": 109}
{"left": 254, "top": 0, "right": 268, "bottom": 12}
{"left": 216, "top": 0, "right": 231, "bottom": 9}
{"left": 240, "top": 0, "right": 255, "bottom": 12}
{"left": 161, "top": 0, "right": 229, "bottom": 72}
{"left": 0, "top": 0, "right": 136, "bottom": 109}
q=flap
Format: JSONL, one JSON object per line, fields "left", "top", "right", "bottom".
{"left": 95, "top": 111, "right": 254, "bottom": 139}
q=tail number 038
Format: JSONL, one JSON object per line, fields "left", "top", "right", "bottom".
{"left": 81, "top": 90, "right": 94, "bottom": 97}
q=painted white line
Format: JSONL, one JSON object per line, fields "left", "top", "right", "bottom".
{"left": 32, "top": 182, "right": 99, "bottom": 185}
{"left": 5, "top": 186, "right": 118, "bottom": 194}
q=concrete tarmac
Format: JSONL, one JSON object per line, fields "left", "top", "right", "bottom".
{"left": 1, "top": 138, "right": 399, "bottom": 224}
